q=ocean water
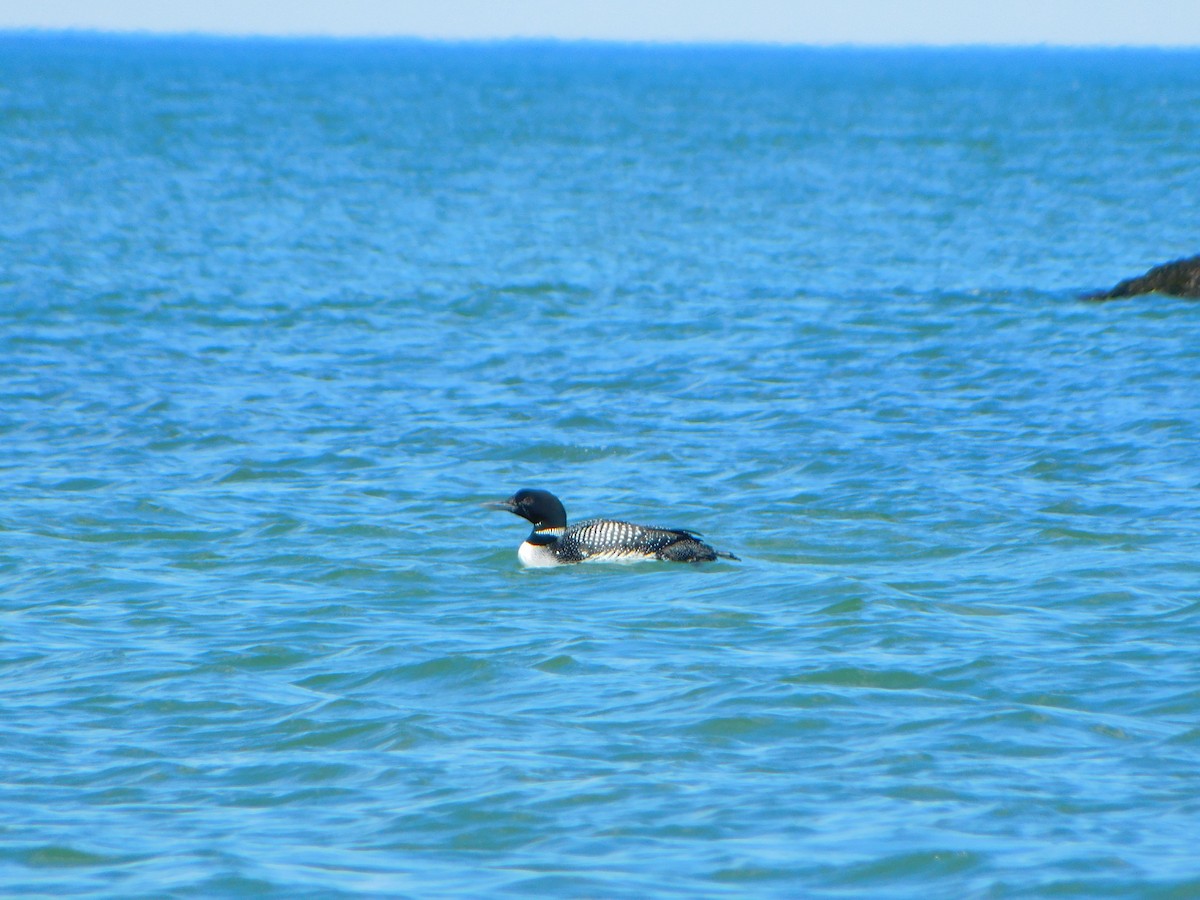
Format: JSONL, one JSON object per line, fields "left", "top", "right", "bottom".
{"left": 3, "top": 35, "right": 1200, "bottom": 897}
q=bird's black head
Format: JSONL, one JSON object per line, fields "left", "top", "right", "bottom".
{"left": 484, "top": 488, "right": 568, "bottom": 528}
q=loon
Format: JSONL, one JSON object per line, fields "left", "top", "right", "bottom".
{"left": 485, "top": 488, "right": 738, "bottom": 567}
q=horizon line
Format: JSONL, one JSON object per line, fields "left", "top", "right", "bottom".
{"left": 3, "top": 27, "right": 1199, "bottom": 51}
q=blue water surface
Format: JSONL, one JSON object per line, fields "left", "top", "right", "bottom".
{"left": 2, "top": 35, "right": 1200, "bottom": 897}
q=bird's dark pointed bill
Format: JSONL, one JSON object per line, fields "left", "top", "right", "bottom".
{"left": 482, "top": 499, "right": 516, "bottom": 512}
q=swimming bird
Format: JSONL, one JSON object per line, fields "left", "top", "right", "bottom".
{"left": 485, "top": 488, "right": 738, "bottom": 567}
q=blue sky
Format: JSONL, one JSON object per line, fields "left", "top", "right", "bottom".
{"left": 3, "top": 0, "right": 1199, "bottom": 45}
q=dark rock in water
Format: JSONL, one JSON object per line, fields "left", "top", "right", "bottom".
{"left": 1087, "top": 255, "right": 1200, "bottom": 300}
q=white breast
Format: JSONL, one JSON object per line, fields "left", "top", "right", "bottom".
{"left": 518, "top": 541, "right": 562, "bottom": 567}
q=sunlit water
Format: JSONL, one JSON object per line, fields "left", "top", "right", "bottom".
{"left": 3, "top": 36, "right": 1200, "bottom": 896}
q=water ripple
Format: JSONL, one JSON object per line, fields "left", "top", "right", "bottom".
{"left": 3, "top": 37, "right": 1200, "bottom": 898}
